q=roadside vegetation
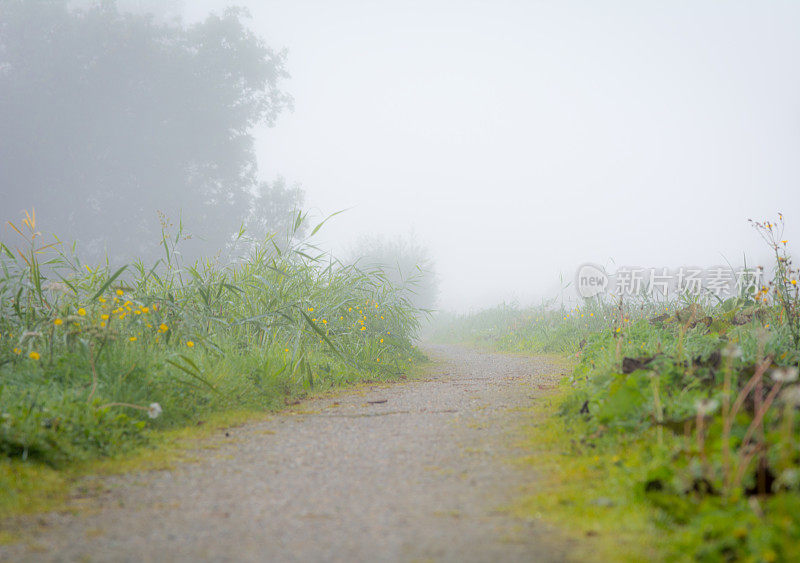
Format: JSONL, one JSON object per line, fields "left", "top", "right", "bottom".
{"left": 0, "top": 209, "right": 425, "bottom": 512}
{"left": 439, "top": 216, "right": 800, "bottom": 562}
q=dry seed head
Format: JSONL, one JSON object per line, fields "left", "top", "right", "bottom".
{"left": 780, "top": 385, "right": 800, "bottom": 407}
{"left": 721, "top": 344, "right": 742, "bottom": 359}
{"left": 771, "top": 367, "right": 799, "bottom": 383}
{"left": 694, "top": 398, "right": 720, "bottom": 416}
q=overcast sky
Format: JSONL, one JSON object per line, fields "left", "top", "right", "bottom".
{"left": 181, "top": 0, "right": 800, "bottom": 310}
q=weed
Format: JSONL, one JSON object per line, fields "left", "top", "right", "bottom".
{"left": 0, "top": 210, "right": 425, "bottom": 472}
{"left": 442, "top": 216, "right": 800, "bottom": 561}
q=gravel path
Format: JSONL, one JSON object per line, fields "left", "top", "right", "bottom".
{"left": 1, "top": 345, "right": 571, "bottom": 562}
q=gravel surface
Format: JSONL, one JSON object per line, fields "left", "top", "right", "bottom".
{"left": 1, "top": 345, "right": 571, "bottom": 562}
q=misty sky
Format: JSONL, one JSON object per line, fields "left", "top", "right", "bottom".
{"left": 182, "top": 0, "right": 800, "bottom": 310}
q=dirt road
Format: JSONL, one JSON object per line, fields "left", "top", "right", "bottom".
{"left": 1, "top": 345, "right": 571, "bottom": 562}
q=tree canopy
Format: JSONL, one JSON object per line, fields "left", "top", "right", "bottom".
{"left": 0, "top": 0, "right": 294, "bottom": 260}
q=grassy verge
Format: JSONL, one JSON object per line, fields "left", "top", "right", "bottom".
{"left": 1, "top": 210, "right": 428, "bottom": 517}
{"left": 511, "top": 384, "right": 672, "bottom": 562}
{"left": 0, "top": 407, "right": 263, "bottom": 519}
{"left": 1, "top": 357, "right": 430, "bottom": 529}
{"left": 440, "top": 217, "right": 800, "bottom": 561}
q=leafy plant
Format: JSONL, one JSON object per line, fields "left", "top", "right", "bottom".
{"left": 440, "top": 216, "right": 800, "bottom": 561}
{"left": 0, "top": 210, "right": 426, "bottom": 467}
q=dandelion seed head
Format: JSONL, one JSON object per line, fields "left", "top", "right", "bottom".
{"left": 721, "top": 345, "right": 742, "bottom": 359}
{"left": 780, "top": 385, "right": 800, "bottom": 406}
{"left": 694, "top": 398, "right": 720, "bottom": 416}
{"left": 771, "top": 367, "right": 799, "bottom": 383}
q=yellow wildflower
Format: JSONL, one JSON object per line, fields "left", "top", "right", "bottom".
{"left": 186, "top": 341, "right": 195, "bottom": 348}
{"left": 54, "top": 318, "right": 63, "bottom": 326}
{"left": 29, "top": 351, "right": 40, "bottom": 360}
{"left": 116, "top": 289, "right": 124, "bottom": 296}
{"left": 77, "top": 308, "right": 86, "bottom": 316}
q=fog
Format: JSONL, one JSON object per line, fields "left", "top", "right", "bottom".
{"left": 184, "top": 0, "right": 800, "bottom": 310}
{"left": 5, "top": 1, "right": 800, "bottom": 311}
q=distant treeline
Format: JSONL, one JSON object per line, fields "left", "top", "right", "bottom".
{"left": 1, "top": 1, "right": 300, "bottom": 260}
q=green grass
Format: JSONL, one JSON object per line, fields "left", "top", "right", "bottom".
{"left": 511, "top": 386, "right": 670, "bottom": 562}
{"left": 440, "top": 217, "right": 800, "bottom": 561}
{"left": 0, "top": 209, "right": 427, "bottom": 511}
{"left": 0, "top": 356, "right": 431, "bottom": 525}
